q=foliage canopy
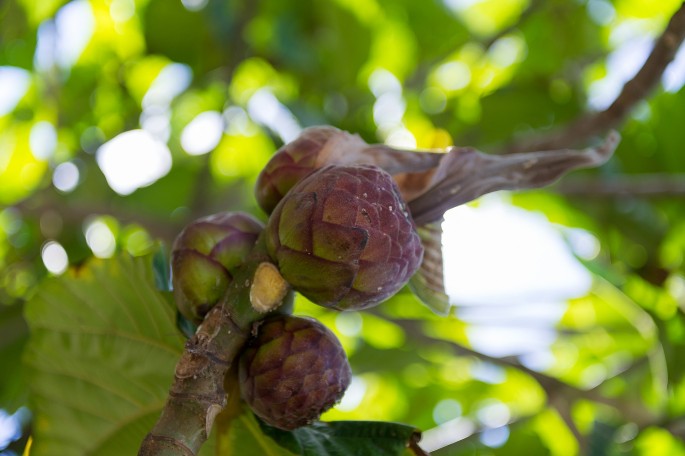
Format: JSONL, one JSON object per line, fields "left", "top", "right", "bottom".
{"left": 1, "top": 0, "right": 685, "bottom": 454}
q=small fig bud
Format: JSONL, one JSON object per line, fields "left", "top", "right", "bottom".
{"left": 265, "top": 164, "right": 424, "bottom": 310}
{"left": 238, "top": 314, "right": 351, "bottom": 430}
{"left": 172, "top": 212, "right": 264, "bottom": 323}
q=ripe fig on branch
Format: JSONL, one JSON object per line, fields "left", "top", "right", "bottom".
{"left": 255, "top": 126, "right": 346, "bottom": 214}
{"left": 254, "top": 126, "right": 445, "bottom": 215}
{"left": 238, "top": 314, "right": 351, "bottom": 430}
{"left": 171, "top": 212, "right": 264, "bottom": 323}
{"left": 265, "top": 164, "right": 424, "bottom": 311}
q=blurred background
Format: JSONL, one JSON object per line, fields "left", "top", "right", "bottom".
{"left": 2, "top": 0, "right": 685, "bottom": 454}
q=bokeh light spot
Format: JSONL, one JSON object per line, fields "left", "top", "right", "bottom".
{"left": 0, "top": 67, "right": 31, "bottom": 115}
{"left": 96, "top": 129, "right": 172, "bottom": 195}
{"left": 53, "top": 162, "right": 80, "bottom": 192}
{"left": 84, "top": 219, "right": 116, "bottom": 258}
{"left": 337, "top": 376, "right": 367, "bottom": 412}
{"left": 181, "top": 111, "right": 224, "bottom": 156}
{"left": 41, "top": 241, "right": 69, "bottom": 275}
{"left": 433, "top": 399, "right": 462, "bottom": 425}
{"left": 335, "top": 312, "right": 363, "bottom": 337}
{"left": 480, "top": 426, "right": 510, "bottom": 448}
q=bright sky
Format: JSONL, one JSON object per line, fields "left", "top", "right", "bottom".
{"left": 442, "top": 195, "right": 595, "bottom": 358}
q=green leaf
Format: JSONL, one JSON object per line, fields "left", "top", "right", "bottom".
{"left": 23, "top": 254, "right": 186, "bottom": 456}
{"left": 0, "top": 302, "right": 28, "bottom": 412}
{"left": 152, "top": 245, "right": 172, "bottom": 292}
{"left": 217, "top": 406, "right": 298, "bottom": 456}
{"left": 260, "top": 417, "right": 424, "bottom": 456}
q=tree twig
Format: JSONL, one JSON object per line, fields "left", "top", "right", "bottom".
{"left": 11, "top": 191, "right": 182, "bottom": 242}
{"left": 502, "top": 2, "right": 685, "bottom": 153}
{"left": 392, "top": 318, "right": 657, "bottom": 426}
{"left": 554, "top": 174, "right": 685, "bottom": 197}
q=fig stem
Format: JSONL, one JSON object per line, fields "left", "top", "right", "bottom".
{"left": 138, "top": 235, "right": 285, "bottom": 456}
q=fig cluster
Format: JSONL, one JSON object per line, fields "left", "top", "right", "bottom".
{"left": 170, "top": 126, "right": 425, "bottom": 431}
{"left": 171, "top": 212, "right": 350, "bottom": 430}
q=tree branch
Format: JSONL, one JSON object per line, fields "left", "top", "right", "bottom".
{"left": 392, "top": 318, "right": 657, "bottom": 426}
{"left": 553, "top": 174, "right": 685, "bottom": 197}
{"left": 502, "top": 2, "right": 685, "bottom": 153}
{"left": 138, "top": 236, "right": 288, "bottom": 455}
{"left": 11, "top": 191, "right": 182, "bottom": 243}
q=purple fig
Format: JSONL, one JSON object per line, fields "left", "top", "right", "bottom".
{"left": 255, "top": 126, "right": 348, "bottom": 214}
{"left": 239, "top": 314, "right": 351, "bottom": 430}
{"left": 265, "top": 164, "right": 423, "bottom": 311}
{"left": 172, "top": 212, "right": 264, "bottom": 323}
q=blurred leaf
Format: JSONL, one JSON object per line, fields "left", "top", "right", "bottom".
{"left": 0, "top": 122, "right": 48, "bottom": 205}
{"left": 23, "top": 254, "right": 185, "bottom": 456}
{"left": 143, "top": 0, "right": 225, "bottom": 73}
{"left": 152, "top": 246, "right": 171, "bottom": 292}
{"left": 0, "top": 1, "right": 35, "bottom": 69}
{"left": 217, "top": 406, "right": 298, "bottom": 456}
{"left": 259, "top": 416, "right": 424, "bottom": 456}
{"left": 634, "top": 426, "right": 685, "bottom": 456}
{"left": 361, "top": 313, "right": 405, "bottom": 349}
{"left": 533, "top": 408, "right": 578, "bottom": 456}
{"left": 0, "top": 302, "right": 28, "bottom": 412}
{"left": 17, "top": 0, "right": 67, "bottom": 25}
{"left": 587, "top": 421, "right": 618, "bottom": 456}
{"left": 124, "top": 56, "right": 171, "bottom": 106}
{"left": 210, "top": 130, "right": 275, "bottom": 182}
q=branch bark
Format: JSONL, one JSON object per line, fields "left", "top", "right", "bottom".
{"left": 138, "top": 236, "right": 288, "bottom": 455}
{"left": 502, "top": 2, "right": 685, "bottom": 154}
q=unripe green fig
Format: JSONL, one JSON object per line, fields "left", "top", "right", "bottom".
{"left": 265, "top": 164, "right": 424, "bottom": 311}
{"left": 172, "top": 212, "right": 264, "bottom": 323}
{"left": 238, "top": 314, "right": 351, "bottom": 430}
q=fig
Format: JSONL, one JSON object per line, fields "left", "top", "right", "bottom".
{"left": 265, "top": 164, "right": 423, "bottom": 310}
{"left": 171, "top": 212, "right": 264, "bottom": 323}
{"left": 238, "top": 314, "right": 351, "bottom": 430}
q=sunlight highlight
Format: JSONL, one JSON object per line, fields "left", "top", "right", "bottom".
{"left": 442, "top": 195, "right": 593, "bottom": 357}
{"left": 29, "top": 121, "right": 58, "bottom": 160}
{"left": 41, "top": 240, "right": 68, "bottom": 275}
{"left": 247, "top": 89, "right": 301, "bottom": 143}
{"left": 335, "top": 312, "right": 363, "bottom": 337}
{"left": 84, "top": 219, "right": 116, "bottom": 258}
{"left": 0, "top": 67, "right": 31, "bottom": 116}
{"left": 96, "top": 130, "right": 172, "bottom": 195}
{"left": 181, "top": 111, "right": 224, "bottom": 156}
{"left": 53, "top": 162, "right": 80, "bottom": 192}
{"left": 442, "top": 196, "right": 592, "bottom": 304}
{"left": 336, "top": 376, "right": 367, "bottom": 412}
{"left": 34, "top": 0, "right": 94, "bottom": 71}
{"left": 663, "top": 41, "right": 685, "bottom": 92}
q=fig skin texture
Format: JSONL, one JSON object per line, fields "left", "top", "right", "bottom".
{"left": 238, "top": 314, "right": 351, "bottom": 430}
{"left": 171, "top": 212, "right": 264, "bottom": 323}
{"left": 255, "top": 126, "right": 351, "bottom": 215}
{"left": 265, "top": 164, "right": 424, "bottom": 311}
